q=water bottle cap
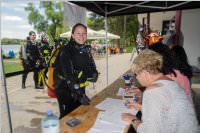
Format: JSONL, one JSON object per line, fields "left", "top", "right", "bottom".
{"left": 123, "top": 74, "right": 130, "bottom": 80}
{"left": 46, "top": 110, "right": 53, "bottom": 116}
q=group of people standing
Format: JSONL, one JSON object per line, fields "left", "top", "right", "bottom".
{"left": 20, "top": 23, "right": 99, "bottom": 119}
{"left": 20, "top": 31, "right": 51, "bottom": 89}
{"left": 20, "top": 23, "right": 199, "bottom": 132}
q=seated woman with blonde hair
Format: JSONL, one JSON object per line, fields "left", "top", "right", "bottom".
{"left": 149, "top": 43, "right": 193, "bottom": 103}
{"left": 121, "top": 49, "right": 198, "bottom": 133}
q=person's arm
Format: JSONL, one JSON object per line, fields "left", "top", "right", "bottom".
{"left": 136, "top": 91, "right": 162, "bottom": 133}
{"left": 121, "top": 113, "right": 137, "bottom": 123}
{"left": 126, "top": 101, "right": 141, "bottom": 111}
{"left": 59, "top": 47, "right": 75, "bottom": 83}
{"left": 136, "top": 34, "right": 139, "bottom": 44}
{"left": 125, "top": 87, "right": 142, "bottom": 96}
{"left": 86, "top": 50, "right": 98, "bottom": 82}
{"left": 121, "top": 113, "right": 142, "bottom": 131}
{"left": 131, "top": 118, "right": 142, "bottom": 130}
{"left": 22, "top": 41, "right": 28, "bottom": 60}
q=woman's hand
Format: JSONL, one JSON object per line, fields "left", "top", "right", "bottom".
{"left": 125, "top": 88, "right": 142, "bottom": 96}
{"left": 126, "top": 101, "right": 142, "bottom": 111}
{"left": 121, "top": 113, "right": 136, "bottom": 123}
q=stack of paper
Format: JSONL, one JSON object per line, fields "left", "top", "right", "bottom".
{"left": 87, "top": 98, "right": 138, "bottom": 133}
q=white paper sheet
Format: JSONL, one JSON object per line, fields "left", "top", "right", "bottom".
{"left": 95, "top": 98, "right": 138, "bottom": 125}
{"left": 100, "top": 106, "right": 138, "bottom": 126}
{"left": 87, "top": 128, "right": 123, "bottom": 133}
{"left": 96, "top": 98, "right": 137, "bottom": 112}
{"left": 95, "top": 98, "right": 124, "bottom": 110}
{"left": 87, "top": 112, "right": 124, "bottom": 133}
{"left": 116, "top": 87, "right": 126, "bottom": 96}
{"left": 87, "top": 128, "right": 122, "bottom": 133}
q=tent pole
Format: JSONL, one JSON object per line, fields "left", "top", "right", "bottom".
{"left": 0, "top": 50, "right": 13, "bottom": 133}
{"left": 147, "top": 13, "right": 150, "bottom": 34}
{"left": 175, "top": 10, "right": 182, "bottom": 46}
{"left": 1, "top": 1, "right": 13, "bottom": 131}
{"left": 105, "top": 5, "right": 108, "bottom": 86}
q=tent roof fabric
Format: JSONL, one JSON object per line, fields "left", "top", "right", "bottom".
{"left": 70, "top": 1, "right": 200, "bottom": 17}
{"left": 97, "top": 30, "right": 120, "bottom": 39}
{"left": 60, "top": 28, "right": 120, "bottom": 39}
{"left": 60, "top": 28, "right": 104, "bottom": 39}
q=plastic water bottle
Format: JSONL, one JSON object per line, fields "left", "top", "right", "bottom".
{"left": 123, "top": 74, "right": 132, "bottom": 88}
{"left": 41, "top": 110, "right": 60, "bottom": 133}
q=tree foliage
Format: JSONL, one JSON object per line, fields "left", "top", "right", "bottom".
{"left": 87, "top": 12, "right": 139, "bottom": 48}
{"left": 24, "top": 2, "right": 138, "bottom": 46}
{"left": 25, "top": 1, "right": 68, "bottom": 44}
{"left": 87, "top": 12, "right": 104, "bottom": 30}
{"left": 1, "top": 38, "right": 23, "bottom": 45}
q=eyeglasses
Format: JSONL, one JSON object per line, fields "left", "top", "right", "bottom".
{"left": 133, "top": 71, "right": 142, "bottom": 77}
{"left": 31, "top": 34, "right": 36, "bottom": 37}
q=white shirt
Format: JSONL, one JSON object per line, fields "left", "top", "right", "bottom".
{"left": 137, "top": 80, "right": 199, "bottom": 133}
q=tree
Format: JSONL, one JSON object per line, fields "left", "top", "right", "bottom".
{"left": 25, "top": 1, "right": 68, "bottom": 44}
{"left": 87, "top": 12, "right": 104, "bottom": 30}
{"left": 87, "top": 12, "right": 139, "bottom": 49}
{"left": 1, "top": 38, "right": 23, "bottom": 45}
{"left": 125, "top": 15, "right": 139, "bottom": 46}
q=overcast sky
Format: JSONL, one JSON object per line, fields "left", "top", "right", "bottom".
{"left": 1, "top": 0, "right": 39, "bottom": 39}
{"left": 1, "top": 0, "right": 91, "bottom": 40}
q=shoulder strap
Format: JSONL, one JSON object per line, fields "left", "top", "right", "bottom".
{"left": 49, "top": 44, "right": 61, "bottom": 67}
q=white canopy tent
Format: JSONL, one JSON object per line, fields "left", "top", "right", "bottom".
{"left": 60, "top": 28, "right": 103, "bottom": 39}
{"left": 97, "top": 30, "right": 120, "bottom": 39}
{"left": 60, "top": 28, "right": 120, "bottom": 40}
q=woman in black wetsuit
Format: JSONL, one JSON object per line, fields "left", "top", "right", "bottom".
{"left": 54, "top": 23, "right": 98, "bottom": 119}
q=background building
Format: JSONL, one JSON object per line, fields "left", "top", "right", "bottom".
{"left": 138, "top": 9, "right": 200, "bottom": 66}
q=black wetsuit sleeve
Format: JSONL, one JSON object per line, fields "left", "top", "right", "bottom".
{"left": 86, "top": 52, "right": 98, "bottom": 82}
{"left": 89, "top": 52, "right": 97, "bottom": 69}
{"left": 59, "top": 48, "right": 75, "bottom": 83}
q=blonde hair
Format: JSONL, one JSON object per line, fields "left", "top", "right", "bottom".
{"left": 132, "top": 49, "right": 163, "bottom": 74}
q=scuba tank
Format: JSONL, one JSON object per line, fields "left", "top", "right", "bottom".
{"left": 46, "top": 39, "right": 62, "bottom": 98}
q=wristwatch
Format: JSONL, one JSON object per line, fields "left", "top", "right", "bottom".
{"left": 131, "top": 118, "right": 138, "bottom": 124}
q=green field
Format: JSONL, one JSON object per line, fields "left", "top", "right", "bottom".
{"left": 3, "top": 58, "right": 23, "bottom": 74}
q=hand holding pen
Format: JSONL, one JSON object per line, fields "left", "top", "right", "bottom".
{"left": 125, "top": 87, "right": 142, "bottom": 97}
{"left": 125, "top": 100, "right": 141, "bottom": 111}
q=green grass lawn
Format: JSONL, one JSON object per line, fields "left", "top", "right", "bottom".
{"left": 3, "top": 58, "right": 23, "bottom": 74}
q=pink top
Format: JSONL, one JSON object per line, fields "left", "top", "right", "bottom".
{"left": 166, "top": 69, "right": 193, "bottom": 103}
